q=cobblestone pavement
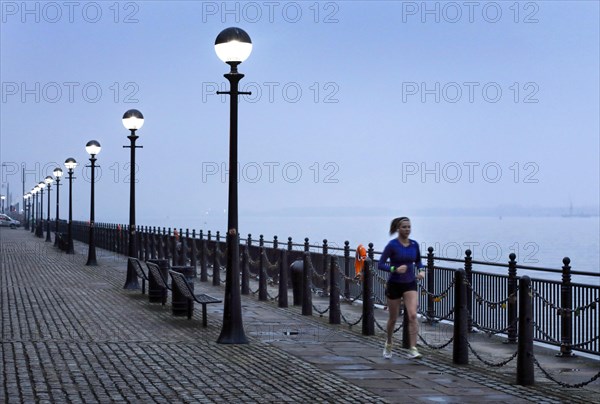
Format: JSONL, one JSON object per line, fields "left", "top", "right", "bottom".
{"left": 1, "top": 228, "right": 599, "bottom": 403}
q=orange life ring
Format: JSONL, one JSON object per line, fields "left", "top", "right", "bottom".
{"left": 354, "top": 244, "right": 367, "bottom": 278}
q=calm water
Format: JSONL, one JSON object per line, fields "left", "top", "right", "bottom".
{"left": 158, "top": 214, "right": 599, "bottom": 284}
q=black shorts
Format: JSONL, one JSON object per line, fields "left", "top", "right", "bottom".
{"left": 385, "top": 281, "right": 417, "bottom": 300}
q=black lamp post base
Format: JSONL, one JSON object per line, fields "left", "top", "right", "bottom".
{"left": 86, "top": 252, "right": 97, "bottom": 266}
{"left": 216, "top": 330, "right": 249, "bottom": 345}
{"left": 123, "top": 261, "right": 140, "bottom": 289}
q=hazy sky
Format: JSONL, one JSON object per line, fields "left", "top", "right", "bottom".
{"left": 1, "top": 1, "right": 599, "bottom": 229}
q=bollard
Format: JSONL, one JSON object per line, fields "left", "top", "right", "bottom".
{"left": 290, "top": 259, "right": 304, "bottom": 306}
{"left": 453, "top": 269, "right": 469, "bottom": 365}
{"left": 517, "top": 275, "right": 534, "bottom": 385}
{"left": 361, "top": 257, "right": 375, "bottom": 336}
{"left": 258, "top": 247, "right": 267, "bottom": 301}
{"left": 402, "top": 304, "right": 410, "bottom": 349}
{"left": 278, "top": 249, "right": 288, "bottom": 308}
{"left": 329, "top": 255, "right": 340, "bottom": 324}
{"left": 507, "top": 253, "right": 518, "bottom": 343}
{"left": 558, "top": 257, "right": 574, "bottom": 357}
{"left": 302, "top": 252, "right": 312, "bottom": 315}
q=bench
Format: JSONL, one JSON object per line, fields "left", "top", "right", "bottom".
{"left": 146, "top": 261, "right": 171, "bottom": 305}
{"left": 168, "top": 270, "right": 221, "bottom": 327}
{"left": 128, "top": 257, "right": 149, "bottom": 294}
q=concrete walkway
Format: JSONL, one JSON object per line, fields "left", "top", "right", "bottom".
{"left": 1, "top": 228, "right": 598, "bottom": 403}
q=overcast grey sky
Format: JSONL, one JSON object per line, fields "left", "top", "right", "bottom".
{"left": 1, "top": 1, "right": 599, "bottom": 230}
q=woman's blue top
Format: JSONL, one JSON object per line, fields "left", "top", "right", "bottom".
{"left": 378, "top": 238, "right": 424, "bottom": 284}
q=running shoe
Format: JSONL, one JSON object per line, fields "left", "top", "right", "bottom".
{"left": 383, "top": 342, "right": 393, "bottom": 359}
{"left": 407, "top": 346, "right": 422, "bottom": 359}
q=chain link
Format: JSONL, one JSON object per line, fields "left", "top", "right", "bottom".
{"left": 417, "top": 278, "right": 456, "bottom": 300}
{"left": 463, "top": 277, "right": 516, "bottom": 307}
{"left": 530, "top": 287, "right": 599, "bottom": 316}
{"left": 341, "top": 312, "right": 363, "bottom": 327}
{"left": 466, "top": 341, "right": 518, "bottom": 367}
{"left": 418, "top": 334, "right": 454, "bottom": 350}
{"left": 533, "top": 356, "right": 600, "bottom": 388}
{"left": 374, "top": 317, "right": 402, "bottom": 333}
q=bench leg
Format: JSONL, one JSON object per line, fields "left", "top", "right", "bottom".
{"left": 201, "top": 304, "right": 207, "bottom": 327}
{"left": 187, "top": 300, "right": 193, "bottom": 320}
{"left": 142, "top": 279, "right": 146, "bottom": 295}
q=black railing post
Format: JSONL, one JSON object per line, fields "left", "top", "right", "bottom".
{"left": 157, "top": 227, "right": 164, "bottom": 259}
{"left": 213, "top": 238, "right": 221, "bottom": 286}
{"left": 343, "top": 241, "right": 350, "bottom": 299}
{"left": 362, "top": 253, "right": 375, "bottom": 336}
{"left": 258, "top": 246, "right": 267, "bottom": 301}
{"left": 302, "top": 251, "right": 312, "bottom": 316}
{"left": 402, "top": 303, "right": 410, "bottom": 349}
{"left": 507, "top": 253, "right": 518, "bottom": 344}
{"left": 516, "top": 275, "right": 534, "bottom": 385}
{"left": 278, "top": 249, "right": 288, "bottom": 308}
{"left": 149, "top": 227, "right": 154, "bottom": 257}
{"left": 200, "top": 230, "right": 208, "bottom": 282}
{"left": 242, "top": 234, "right": 252, "bottom": 294}
{"left": 453, "top": 269, "right": 469, "bottom": 365}
{"left": 329, "top": 255, "right": 340, "bottom": 324}
{"left": 426, "top": 246, "right": 436, "bottom": 323}
{"left": 164, "top": 228, "right": 170, "bottom": 263}
{"left": 178, "top": 228, "right": 187, "bottom": 266}
{"left": 171, "top": 228, "right": 178, "bottom": 267}
{"left": 322, "top": 239, "right": 329, "bottom": 295}
{"left": 190, "top": 229, "right": 198, "bottom": 271}
{"left": 465, "top": 249, "right": 473, "bottom": 332}
{"left": 558, "top": 257, "right": 574, "bottom": 357}
{"left": 150, "top": 227, "right": 156, "bottom": 259}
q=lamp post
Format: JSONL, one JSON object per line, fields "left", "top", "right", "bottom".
{"left": 44, "top": 176, "right": 54, "bottom": 242}
{"left": 214, "top": 27, "right": 253, "bottom": 344}
{"left": 122, "top": 109, "right": 144, "bottom": 289}
{"left": 23, "top": 194, "right": 29, "bottom": 230}
{"left": 31, "top": 187, "right": 38, "bottom": 233}
{"left": 65, "top": 158, "right": 77, "bottom": 254}
{"left": 53, "top": 168, "right": 63, "bottom": 245}
{"left": 37, "top": 181, "right": 46, "bottom": 238}
{"left": 85, "top": 140, "right": 101, "bottom": 266}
